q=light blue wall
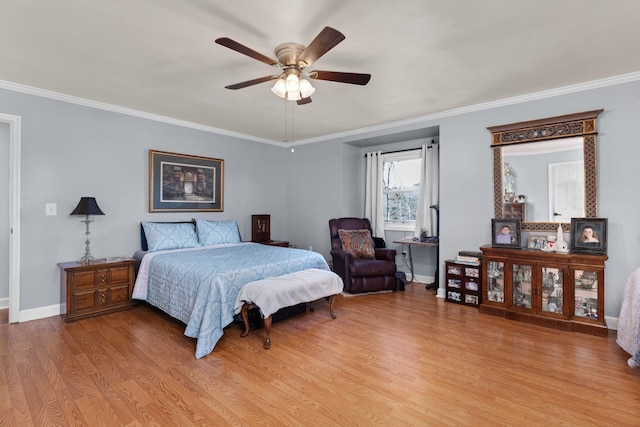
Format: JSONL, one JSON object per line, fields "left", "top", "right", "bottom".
{"left": 429, "top": 81, "right": 640, "bottom": 318}
{"left": 1, "top": 78, "right": 639, "bottom": 320}
{"left": 0, "top": 88, "right": 290, "bottom": 311}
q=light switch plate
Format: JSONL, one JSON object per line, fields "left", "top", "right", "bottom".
{"left": 45, "top": 203, "right": 57, "bottom": 216}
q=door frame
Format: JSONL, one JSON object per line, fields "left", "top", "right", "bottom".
{"left": 547, "top": 160, "right": 584, "bottom": 223}
{"left": 1, "top": 113, "right": 21, "bottom": 323}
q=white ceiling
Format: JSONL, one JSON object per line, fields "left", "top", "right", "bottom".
{"left": 1, "top": 0, "right": 640, "bottom": 145}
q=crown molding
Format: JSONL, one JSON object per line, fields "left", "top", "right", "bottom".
{"left": 2, "top": 71, "right": 640, "bottom": 146}
{"left": 296, "top": 71, "right": 640, "bottom": 145}
{"left": 0, "top": 79, "right": 276, "bottom": 145}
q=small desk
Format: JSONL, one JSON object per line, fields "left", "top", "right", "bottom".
{"left": 393, "top": 237, "right": 439, "bottom": 290}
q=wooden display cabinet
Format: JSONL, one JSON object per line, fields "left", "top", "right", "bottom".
{"left": 479, "top": 245, "right": 608, "bottom": 336}
{"left": 445, "top": 260, "right": 482, "bottom": 307}
{"left": 59, "top": 258, "right": 136, "bottom": 322}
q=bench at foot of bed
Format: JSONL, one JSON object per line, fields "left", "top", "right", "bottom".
{"left": 235, "top": 268, "right": 344, "bottom": 349}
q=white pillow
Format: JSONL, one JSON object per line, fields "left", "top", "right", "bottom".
{"left": 195, "top": 219, "right": 242, "bottom": 246}
{"left": 142, "top": 222, "right": 200, "bottom": 251}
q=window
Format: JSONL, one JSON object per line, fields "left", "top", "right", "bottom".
{"left": 382, "top": 150, "right": 422, "bottom": 231}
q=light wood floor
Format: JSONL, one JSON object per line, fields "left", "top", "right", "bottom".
{"left": 1, "top": 283, "right": 638, "bottom": 426}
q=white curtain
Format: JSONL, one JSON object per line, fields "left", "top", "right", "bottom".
{"left": 414, "top": 143, "right": 440, "bottom": 237}
{"left": 364, "top": 151, "right": 384, "bottom": 236}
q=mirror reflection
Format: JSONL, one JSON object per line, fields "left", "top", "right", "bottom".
{"left": 502, "top": 137, "right": 584, "bottom": 222}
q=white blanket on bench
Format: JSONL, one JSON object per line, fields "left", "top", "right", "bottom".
{"left": 234, "top": 268, "right": 344, "bottom": 318}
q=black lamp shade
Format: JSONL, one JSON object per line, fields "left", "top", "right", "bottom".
{"left": 70, "top": 197, "right": 105, "bottom": 216}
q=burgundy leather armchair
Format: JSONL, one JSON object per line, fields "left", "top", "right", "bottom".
{"left": 329, "top": 217, "right": 397, "bottom": 294}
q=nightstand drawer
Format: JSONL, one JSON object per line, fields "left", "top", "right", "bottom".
{"left": 110, "top": 284, "right": 130, "bottom": 303}
{"left": 110, "top": 266, "right": 131, "bottom": 284}
{"left": 73, "top": 270, "right": 97, "bottom": 291}
{"left": 74, "top": 290, "right": 97, "bottom": 311}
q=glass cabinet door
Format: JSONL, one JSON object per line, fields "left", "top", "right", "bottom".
{"left": 486, "top": 261, "right": 504, "bottom": 303}
{"left": 512, "top": 264, "right": 532, "bottom": 309}
{"left": 540, "top": 267, "right": 563, "bottom": 314}
{"left": 574, "top": 269, "right": 599, "bottom": 319}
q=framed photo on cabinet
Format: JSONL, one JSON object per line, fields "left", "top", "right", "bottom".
{"left": 527, "top": 235, "right": 549, "bottom": 250}
{"left": 570, "top": 218, "right": 607, "bottom": 254}
{"left": 492, "top": 218, "right": 521, "bottom": 248}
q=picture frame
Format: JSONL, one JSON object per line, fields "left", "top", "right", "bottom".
{"left": 465, "top": 294, "right": 479, "bottom": 305}
{"left": 464, "top": 281, "right": 479, "bottom": 291}
{"left": 527, "top": 235, "right": 549, "bottom": 250}
{"left": 491, "top": 218, "right": 521, "bottom": 248}
{"left": 149, "top": 150, "right": 224, "bottom": 212}
{"left": 570, "top": 218, "right": 608, "bottom": 254}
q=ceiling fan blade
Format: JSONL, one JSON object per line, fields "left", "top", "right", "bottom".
{"left": 297, "top": 97, "right": 312, "bottom": 105}
{"left": 297, "top": 27, "right": 345, "bottom": 67}
{"left": 308, "top": 70, "right": 371, "bottom": 85}
{"left": 225, "top": 75, "right": 278, "bottom": 90}
{"left": 215, "top": 37, "right": 278, "bottom": 66}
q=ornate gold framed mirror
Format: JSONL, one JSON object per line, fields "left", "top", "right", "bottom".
{"left": 488, "top": 109, "right": 603, "bottom": 232}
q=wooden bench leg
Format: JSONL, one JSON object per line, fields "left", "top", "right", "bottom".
{"left": 263, "top": 316, "right": 272, "bottom": 349}
{"left": 243, "top": 294, "right": 337, "bottom": 349}
{"left": 240, "top": 303, "right": 250, "bottom": 338}
{"left": 329, "top": 294, "right": 337, "bottom": 319}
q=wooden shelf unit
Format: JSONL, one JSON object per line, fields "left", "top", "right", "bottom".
{"left": 445, "top": 260, "right": 482, "bottom": 307}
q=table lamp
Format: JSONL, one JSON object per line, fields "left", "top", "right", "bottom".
{"left": 70, "top": 197, "right": 105, "bottom": 263}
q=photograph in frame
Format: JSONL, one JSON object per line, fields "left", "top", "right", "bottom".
{"left": 491, "top": 218, "right": 521, "bottom": 248}
{"left": 570, "top": 218, "right": 607, "bottom": 254}
{"left": 528, "top": 235, "right": 549, "bottom": 250}
{"left": 149, "top": 150, "right": 224, "bottom": 212}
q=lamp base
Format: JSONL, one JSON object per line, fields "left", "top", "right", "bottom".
{"left": 80, "top": 254, "right": 95, "bottom": 264}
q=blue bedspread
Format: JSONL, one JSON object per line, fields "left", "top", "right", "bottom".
{"left": 135, "top": 243, "right": 329, "bottom": 358}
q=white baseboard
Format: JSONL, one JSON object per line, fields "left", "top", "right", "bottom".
{"left": 17, "top": 304, "right": 61, "bottom": 323}
{"left": 403, "top": 272, "right": 433, "bottom": 285}
{"left": 0, "top": 297, "right": 8, "bottom": 309}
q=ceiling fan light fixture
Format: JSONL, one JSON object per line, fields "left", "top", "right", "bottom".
{"left": 286, "top": 90, "right": 301, "bottom": 101}
{"left": 285, "top": 73, "right": 300, "bottom": 94}
{"left": 271, "top": 78, "right": 287, "bottom": 98}
{"left": 299, "top": 78, "right": 315, "bottom": 98}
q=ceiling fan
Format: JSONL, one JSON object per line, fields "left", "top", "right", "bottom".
{"left": 215, "top": 27, "right": 371, "bottom": 105}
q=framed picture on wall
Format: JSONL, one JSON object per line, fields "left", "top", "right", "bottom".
{"left": 492, "top": 218, "right": 521, "bottom": 248}
{"left": 149, "top": 150, "right": 224, "bottom": 212}
{"left": 570, "top": 218, "right": 607, "bottom": 254}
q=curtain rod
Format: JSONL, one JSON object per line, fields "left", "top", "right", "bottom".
{"left": 364, "top": 140, "right": 437, "bottom": 157}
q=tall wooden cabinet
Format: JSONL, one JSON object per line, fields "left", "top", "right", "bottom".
{"left": 251, "top": 214, "right": 289, "bottom": 247}
{"left": 479, "top": 245, "right": 608, "bottom": 337}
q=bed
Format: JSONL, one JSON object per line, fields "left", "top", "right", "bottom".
{"left": 617, "top": 267, "right": 640, "bottom": 368}
{"left": 132, "top": 220, "right": 330, "bottom": 358}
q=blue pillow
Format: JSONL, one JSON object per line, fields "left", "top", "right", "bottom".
{"left": 195, "top": 219, "right": 241, "bottom": 246}
{"left": 142, "top": 222, "right": 200, "bottom": 251}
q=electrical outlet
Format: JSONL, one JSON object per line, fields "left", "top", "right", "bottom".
{"left": 402, "top": 251, "right": 407, "bottom": 258}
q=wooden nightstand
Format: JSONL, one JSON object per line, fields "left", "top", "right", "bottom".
{"left": 58, "top": 258, "right": 136, "bottom": 322}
